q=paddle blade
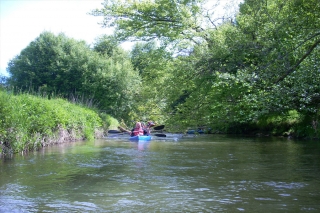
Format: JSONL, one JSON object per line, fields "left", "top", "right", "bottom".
{"left": 154, "top": 133, "right": 166, "bottom": 137}
{"left": 154, "top": 125, "right": 165, "bottom": 130}
{"left": 108, "top": 130, "right": 122, "bottom": 134}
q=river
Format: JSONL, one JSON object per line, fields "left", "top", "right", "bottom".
{"left": 1, "top": 134, "right": 320, "bottom": 212}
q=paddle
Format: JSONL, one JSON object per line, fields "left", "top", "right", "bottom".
{"left": 117, "top": 126, "right": 132, "bottom": 133}
{"left": 108, "top": 130, "right": 166, "bottom": 138}
{"left": 154, "top": 133, "right": 166, "bottom": 137}
{"left": 108, "top": 130, "right": 122, "bottom": 134}
{"left": 153, "top": 125, "right": 165, "bottom": 130}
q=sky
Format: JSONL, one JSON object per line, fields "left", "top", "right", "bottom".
{"left": 0, "top": 0, "right": 110, "bottom": 76}
{"left": 0, "top": 0, "right": 242, "bottom": 77}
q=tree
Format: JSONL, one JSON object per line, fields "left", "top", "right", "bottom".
{"left": 235, "top": 0, "right": 320, "bottom": 118}
{"left": 7, "top": 31, "right": 140, "bottom": 121}
{"left": 237, "top": 0, "right": 320, "bottom": 84}
{"left": 93, "top": 34, "right": 119, "bottom": 57}
{"left": 91, "top": 0, "right": 202, "bottom": 43}
{"left": 8, "top": 32, "right": 88, "bottom": 94}
{"left": 90, "top": 0, "right": 242, "bottom": 48}
{"left": 129, "top": 41, "right": 173, "bottom": 122}
{"left": 166, "top": 0, "right": 320, "bottom": 135}
{"left": 91, "top": 0, "right": 320, "bottom": 136}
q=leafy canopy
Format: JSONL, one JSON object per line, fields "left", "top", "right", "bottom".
{"left": 91, "top": 0, "right": 215, "bottom": 45}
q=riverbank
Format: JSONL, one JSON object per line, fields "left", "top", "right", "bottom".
{"left": 0, "top": 90, "right": 113, "bottom": 155}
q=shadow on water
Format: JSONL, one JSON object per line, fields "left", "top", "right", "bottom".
{"left": 1, "top": 135, "right": 320, "bottom": 212}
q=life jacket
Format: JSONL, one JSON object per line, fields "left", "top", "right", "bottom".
{"left": 131, "top": 123, "right": 143, "bottom": 136}
{"left": 131, "top": 127, "right": 144, "bottom": 136}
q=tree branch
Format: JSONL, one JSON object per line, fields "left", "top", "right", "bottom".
{"left": 275, "top": 38, "right": 320, "bottom": 83}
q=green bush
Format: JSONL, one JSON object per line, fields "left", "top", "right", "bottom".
{"left": 255, "top": 110, "right": 301, "bottom": 136}
{"left": 292, "top": 113, "right": 320, "bottom": 139}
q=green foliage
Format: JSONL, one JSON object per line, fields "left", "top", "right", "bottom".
{"left": 0, "top": 91, "right": 105, "bottom": 154}
{"left": 4, "top": 0, "right": 319, "bottom": 139}
{"left": 129, "top": 41, "right": 173, "bottom": 122}
{"left": 292, "top": 112, "right": 320, "bottom": 138}
{"left": 93, "top": 34, "right": 119, "bottom": 57}
{"left": 163, "top": 0, "right": 320, "bottom": 138}
{"left": 91, "top": 0, "right": 205, "bottom": 44}
{"left": 99, "top": 113, "right": 119, "bottom": 130}
{"left": 237, "top": 0, "right": 320, "bottom": 84}
{"left": 255, "top": 110, "right": 301, "bottom": 135}
{"left": 7, "top": 31, "right": 140, "bottom": 121}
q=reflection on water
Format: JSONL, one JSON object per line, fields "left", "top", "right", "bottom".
{"left": 1, "top": 135, "right": 320, "bottom": 212}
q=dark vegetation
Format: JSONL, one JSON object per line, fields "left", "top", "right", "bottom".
{"left": 1, "top": 0, "right": 319, "bottom": 154}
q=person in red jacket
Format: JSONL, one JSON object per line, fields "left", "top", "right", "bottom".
{"left": 118, "top": 121, "right": 155, "bottom": 136}
{"left": 131, "top": 122, "right": 144, "bottom": 136}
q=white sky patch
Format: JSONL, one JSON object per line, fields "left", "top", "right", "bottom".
{"left": 203, "top": 0, "right": 243, "bottom": 26}
{"left": 0, "top": 0, "right": 108, "bottom": 76}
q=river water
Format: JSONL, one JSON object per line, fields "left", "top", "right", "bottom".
{"left": 1, "top": 134, "right": 320, "bottom": 212}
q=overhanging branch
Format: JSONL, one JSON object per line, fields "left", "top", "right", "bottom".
{"left": 275, "top": 38, "right": 320, "bottom": 83}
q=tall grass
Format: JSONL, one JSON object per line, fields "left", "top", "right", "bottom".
{"left": 0, "top": 90, "right": 108, "bottom": 155}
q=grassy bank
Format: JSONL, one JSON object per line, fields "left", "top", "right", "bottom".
{"left": 0, "top": 90, "right": 113, "bottom": 155}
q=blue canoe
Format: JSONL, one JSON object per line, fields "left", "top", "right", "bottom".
{"left": 129, "top": 135, "right": 152, "bottom": 141}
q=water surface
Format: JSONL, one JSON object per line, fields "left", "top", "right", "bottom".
{"left": 1, "top": 135, "right": 320, "bottom": 212}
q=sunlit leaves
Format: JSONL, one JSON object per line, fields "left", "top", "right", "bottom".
{"left": 91, "top": 0, "right": 205, "bottom": 44}
{"left": 129, "top": 41, "right": 173, "bottom": 122}
{"left": 163, "top": 0, "right": 319, "bottom": 135}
